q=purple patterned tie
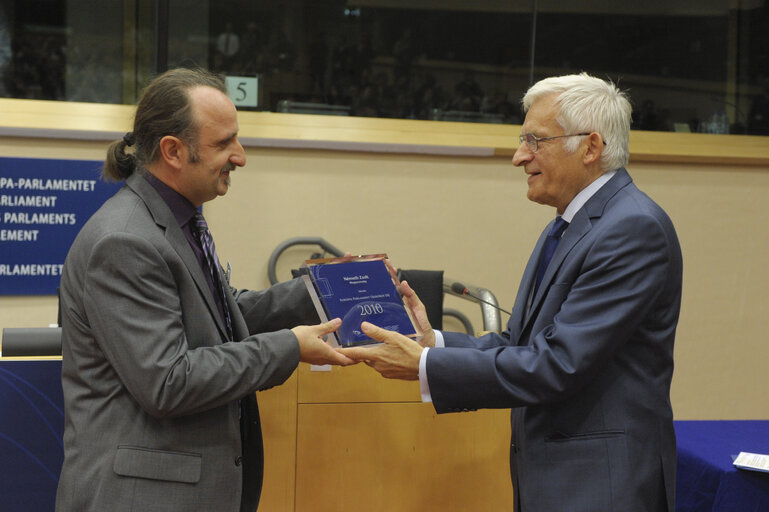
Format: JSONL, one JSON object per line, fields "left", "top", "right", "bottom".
{"left": 534, "top": 217, "right": 569, "bottom": 296}
{"left": 194, "top": 211, "right": 233, "bottom": 341}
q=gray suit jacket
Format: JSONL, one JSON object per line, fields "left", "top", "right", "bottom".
{"left": 431, "top": 169, "right": 682, "bottom": 512}
{"left": 55, "top": 172, "right": 317, "bottom": 512}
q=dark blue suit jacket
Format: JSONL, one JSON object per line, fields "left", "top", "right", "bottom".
{"left": 430, "top": 169, "right": 682, "bottom": 512}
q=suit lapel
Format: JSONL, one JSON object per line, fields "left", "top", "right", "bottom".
{"left": 525, "top": 216, "right": 587, "bottom": 319}
{"left": 224, "top": 278, "right": 249, "bottom": 340}
{"left": 508, "top": 227, "right": 548, "bottom": 340}
{"left": 517, "top": 169, "right": 633, "bottom": 340}
{"left": 126, "top": 173, "right": 230, "bottom": 341}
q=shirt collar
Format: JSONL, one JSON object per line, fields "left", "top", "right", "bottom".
{"left": 560, "top": 169, "right": 617, "bottom": 223}
{"left": 142, "top": 171, "right": 198, "bottom": 228}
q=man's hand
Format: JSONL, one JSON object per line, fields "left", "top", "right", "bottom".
{"left": 399, "top": 281, "right": 435, "bottom": 348}
{"left": 292, "top": 319, "right": 356, "bottom": 366}
{"left": 338, "top": 322, "right": 424, "bottom": 380}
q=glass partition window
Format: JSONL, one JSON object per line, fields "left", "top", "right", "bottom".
{"left": 1, "top": 0, "right": 767, "bottom": 135}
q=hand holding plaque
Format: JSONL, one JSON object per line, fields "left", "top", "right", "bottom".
{"left": 300, "top": 254, "right": 417, "bottom": 347}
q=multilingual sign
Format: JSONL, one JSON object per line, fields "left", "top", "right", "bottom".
{"left": 0, "top": 157, "right": 122, "bottom": 295}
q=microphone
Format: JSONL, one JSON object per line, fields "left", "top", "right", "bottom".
{"left": 450, "top": 282, "right": 510, "bottom": 316}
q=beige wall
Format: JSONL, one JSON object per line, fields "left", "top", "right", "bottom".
{"left": 208, "top": 148, "right": 769, "bottom": 420}
{"left": 1, "top": 116, "right": 768, "bottom": 420}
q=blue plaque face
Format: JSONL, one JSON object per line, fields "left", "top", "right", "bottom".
{"left": 302, "top": 255, "right": 416, "bottom": 347}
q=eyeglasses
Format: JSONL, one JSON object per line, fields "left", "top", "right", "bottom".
{"left": 518, "top": 132, "right": 592, "bottom": 152}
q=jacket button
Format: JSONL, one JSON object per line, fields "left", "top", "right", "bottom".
{"left": 234, "top": 456, "right": 243, "bottom": 466}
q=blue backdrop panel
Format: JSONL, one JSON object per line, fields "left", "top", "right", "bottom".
{"left": 0, "top": 360, "right": 64, "bottom": 511}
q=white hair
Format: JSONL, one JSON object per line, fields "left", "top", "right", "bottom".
{"left": 522, "top": 73, "right": 631, "bottom": 171}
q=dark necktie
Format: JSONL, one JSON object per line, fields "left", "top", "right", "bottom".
{"left": 194, "top": 211, "right": 233, "bottom": 341}
{"left": 534, "top": 217, "right": 569, "bottom": 296}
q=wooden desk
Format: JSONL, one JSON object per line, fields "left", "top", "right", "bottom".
{"left": 259, "top": 363, "right": 514, "bottom": 512}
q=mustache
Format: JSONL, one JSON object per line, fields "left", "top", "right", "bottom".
{"left": 220, "top": 163, "right": 235, "bottom": 186}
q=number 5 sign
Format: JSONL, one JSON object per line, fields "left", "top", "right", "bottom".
{"left": 225, "top": 76, "right": 259, "bottom": 108}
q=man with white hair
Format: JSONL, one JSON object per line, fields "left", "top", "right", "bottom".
{"left": 343, "top": 73, "right": 683, "bottom": 511}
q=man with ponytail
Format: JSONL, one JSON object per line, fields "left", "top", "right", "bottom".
{"left": 55, "top": 68, "right": 352, "bottom": 512}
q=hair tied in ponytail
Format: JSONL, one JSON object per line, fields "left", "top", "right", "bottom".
{"left": 123, "top": 132, "right": 136, "bottom": 146}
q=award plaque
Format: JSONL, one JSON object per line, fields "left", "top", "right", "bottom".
{"left": 301, "top": 254, "right": 417, "bottom": 347}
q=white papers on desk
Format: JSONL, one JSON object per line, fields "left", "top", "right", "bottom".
{"left": 733, "top": 452, "right": 769, "bottom": 473}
